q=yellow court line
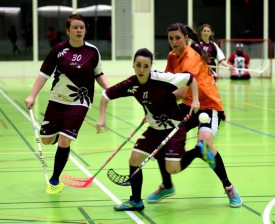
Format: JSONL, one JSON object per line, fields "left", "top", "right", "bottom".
{"left": 244, "top": 102, "right": 275, "bottom": 112}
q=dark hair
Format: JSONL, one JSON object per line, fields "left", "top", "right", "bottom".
{"left": 167, "top": 23, "right": 200, "bottom": 43}
{"left": 197, "top": 23, "right": 214, "bottom": 42}
{"left": 133, "top": 48, "right": 153, "bottom": 64}
{"left": 167, "top": 22, "right": 210, "bottom": 62}
{"left": 66, "top": 14, "right": 89, "bottom": 29}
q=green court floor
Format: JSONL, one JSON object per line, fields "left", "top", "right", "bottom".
{"left": 0, "top": 76, "right": 275, "bottom": 224}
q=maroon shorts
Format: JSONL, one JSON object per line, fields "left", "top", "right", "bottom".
{"left": 134, "top": 126, "right": 186, "bottom": 161}
{"left": 40, "top": 101, "right": 88, "bottom": 140}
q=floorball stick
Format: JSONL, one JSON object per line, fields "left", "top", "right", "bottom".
{"left": 29, "top": 108, "right": 49, "bottom": 184}
{"left": 107, "top": 114, "right": 191, "bottom": 186}
{"left": 61, "top": 117, "right": 147, "bottom": 188}
{"left": 209, "top": 63, "right": 269, "bottom": 74}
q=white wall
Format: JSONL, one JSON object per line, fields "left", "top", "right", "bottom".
{"left": 0, "top": 59, "right": 273, "bottom": 79}
{"left": 132, "top": 0, "right": 154, "bottom": 54}
{"left": 0, "top": 60, "right": 167, "bottom": 78}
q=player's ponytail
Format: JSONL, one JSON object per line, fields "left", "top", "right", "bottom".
{"left": 185, "top": 26, "right": 200, "bottom": 44}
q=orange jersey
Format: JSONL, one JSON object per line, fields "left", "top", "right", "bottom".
{"left": 165, "top": 45, "right": 224, "bottom": 111}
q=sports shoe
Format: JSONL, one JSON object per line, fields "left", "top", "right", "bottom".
{"left": 114, "top": 199, "right": 144, "bottom": 211}
{"left": 46, "top": 182, "right": 64, "bottom": 194}
{"left": 198, "top": 140, "right": 216, "bottom": 169}
{"left": 225, "top": 185, "right": 242, "bottom": 208}
{"left": 146, "top": 184, "right": 175, "bottom": 203}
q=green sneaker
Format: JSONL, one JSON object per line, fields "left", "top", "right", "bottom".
{"left": 198, "top": 140, "right": 216, "bottom": 169}
{"left": 146, "top": 184, "right": 175, "bottom": 203}
{"left": 46, "top": 182, "right": 64, "bottom": 194}
{"left": 225, "top": 185, "right": 242, "bottom": 208}
{"left": 114, "top": 199, "right": 144, "bottom": 211}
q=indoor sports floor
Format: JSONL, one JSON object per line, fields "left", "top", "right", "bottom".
{"left": 0, "top": 75, "right": 275, "bottom": 224}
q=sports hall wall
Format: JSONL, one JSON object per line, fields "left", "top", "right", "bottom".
{"left": 0, "top": 0, "right": 275, "bottom": 80}
{"left": 0, "top": 59, "right": 274, "bottom": 78}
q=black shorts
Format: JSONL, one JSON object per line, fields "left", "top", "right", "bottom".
{"left": 133, "top": 126, "right": 186, "bottom": 161}
{"left": 40, "top": 101, "right": 88, "bottom": 140}
{"left": 178, "top": 103, "right": 225, "bottom": 136}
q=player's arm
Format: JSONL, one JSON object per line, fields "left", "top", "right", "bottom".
{"left": 214, "top": 42, "right": 234, "bottom": 72}
{"left": 96, "top": 90, "right": 109, "bottom": 133}
{"left": 188, "top": 77, "right": 200, "bottom": 114}
{"left": 173, "top": 85, "right": 188, "bottom": 102}
{"left": 25, "top": 75, "right": 48, "bottom": 109}
{"left": 96, "top": 73, "right": 111, "bottom": 89}
{"left": 173, "top": 75, "right": 200, "bottom": 114}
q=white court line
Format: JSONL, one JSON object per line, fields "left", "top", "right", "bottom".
{"left": 263, "top": 198, "right": 275, "bottom": 224}
{"left": 0, "top": 88, "right": 145, "bottom": 224}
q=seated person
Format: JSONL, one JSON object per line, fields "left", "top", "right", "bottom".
{"left": 228, "top": 43, "right": 251, "bottom": 80}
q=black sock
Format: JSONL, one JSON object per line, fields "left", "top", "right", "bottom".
{"left": 181, "top": 145, "right": 202, "bottom": 170}
{"left": 157, "top": 157, "right": 172, "bottom": 189}
{"left": 213, "top": 152, "right": 231, "bottom": 188}
{"left": 50, "top": 146, "right": 70, "bottom": 183}
{"left": 130, "top": 166, "right": 143, "bottom": 202}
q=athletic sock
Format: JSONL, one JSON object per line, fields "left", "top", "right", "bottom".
{"left": 181, "top": 145, "right": 202, "bottom": 170}
{"left": 213, "top": 152, "right": 232, "bottom": 188}
{"left": 50, "top": 146, "right": 70, "bottom": 184}
{"left": 130, "top": 166, "right": 143, "bottom": 202}
{"left": 157, "top": 157, "right": 172, "bottom": 189}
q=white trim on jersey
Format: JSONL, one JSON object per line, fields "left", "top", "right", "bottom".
{"left": 102, "top": 90, "right": 110, "bottom": 100}
{"left": 84, "top": 41, "right": 103, "bottom": 76}
{"left": 150, "top": 70, "right": 191, "bottom": 88}
{"left": 213, "top": 42, "right": 226, "bottom": 62}
{"left": 39, "top": 71, "right": 50, "bottom": 79}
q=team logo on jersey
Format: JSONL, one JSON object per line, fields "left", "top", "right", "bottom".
{"left": 127, "top": 86, "right": 139, "bottom": 94}
{"left": 57, "top": 48, "right": 69, "bottom": 58}
{"left": 153, "top": 114, "right": 175, "bottom": 129}
{"left": 67, "top": 85, "right": 91, "bottom": 106}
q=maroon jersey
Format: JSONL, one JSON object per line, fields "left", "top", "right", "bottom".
{"left": 200, "top": 40, "right": 217, "bottom": 67}
{"left": 39, "top": 40, "right": 104, "bottom": 107}
{"left": 103, "top": 71, "right": 193, "bottom": 130}
{"left": 199, "top": 41, "right": 225, "bottom": 66}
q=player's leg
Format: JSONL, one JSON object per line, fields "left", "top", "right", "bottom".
{"left": 114, "top": 128, "right": 161, "bottom": 211}
{"left": 113, "top": 150, "right": 147, "bottom": 211}
{"left": 146, "top": 140, "right": 214, "bottom": 203}
{"left": 200, "top": 132, "right": 242, "bottom": 207}
{"left": 41, "top": 103, "right": 88, "bottom": 194}
{"left": 198, "top": 111, "right": 242, "bottom": 207}
{"left": 146, "top": 127, "right": 186, "bottom": 203}
{"left": 146, "top": 109, "right": 199, "bottom": 202}
{"left": 48, "top": 136, "right": 71, "bottom": 181}
{"left": 146, "top": 109, "right": 242, "bottom": 207}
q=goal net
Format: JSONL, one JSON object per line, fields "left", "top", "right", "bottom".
{"left": 215, "top": 38, "right": 272, "bottom": 79}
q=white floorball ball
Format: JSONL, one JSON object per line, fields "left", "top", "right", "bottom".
{"left": 199, "top": 112, "right": 210, "bottom": 123}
